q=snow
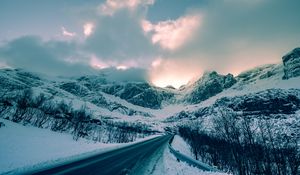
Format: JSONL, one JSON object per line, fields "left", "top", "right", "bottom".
{"left": 152, "top": 104, "right": 186, "bottom": 119}
{"left": 171, "top": 135, "right": 194, "bottom": 158}
{"left": 163, "top": 148, "right": 228, "bottom": 175}
{"left": 0, "top": 118, "right": 226, "bottom": 175}
{"left": 100, "top": 91, "right": 185, "bottom": 120}
{"left": 0, "top": 119, "right": 160, "bottom": 174}
{"left": 168, "top": 136, "right": 231, "bottom": 175}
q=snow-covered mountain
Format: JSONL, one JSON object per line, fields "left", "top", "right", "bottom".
{"left": 0, "top": 47, "right": 300, "bottom": 141}
{"left": 182, "top": 71, "right": 237, "bottom": 104}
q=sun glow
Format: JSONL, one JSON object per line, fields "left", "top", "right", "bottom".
{"left": 116, "top": 65, "right": 128, "bottom": 70}
{"left": 149, "top": 58, "right": 201, "bottom": 89}
{"left": 90, "top": 56, "right": 108, "bottom": 69}
{"left": 151, "top": 77, "right": 189, "bottom": 89}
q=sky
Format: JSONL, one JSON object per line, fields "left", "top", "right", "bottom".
{"left": 0, "top": 0, "right": 300, "bottom": 88}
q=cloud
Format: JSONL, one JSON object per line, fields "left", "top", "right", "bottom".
{"left": 84, "top": 9, "right": 157, "bottom": 65}
{"left": 1, "top": 0, "right": 300, "bottom": 88}
{"left": 99, "top": 67, "right": 148, "bottom": 82}
{"left": 0, "top": 36, "right": 95, "bottom": 76}
{"left": 99, "top": 0, "right": 155, "bottom": 16}
{"left": 89, "top": 55, "right": 109, "bottom": 69}
{"left": 0, "top": 61, "right": 9, "bottom": 69}
{"left": 0, "top": 36, "right": 149, "bottom": 82}
{"left": 83, "top": 22, "right": 94, "bottom": 37}
{"left": 149, "top": 57, "right": 201, "bottom": 88}
{"left": 0, "top": 1, "right": 156, "bottom": 82}
{"left": 142, "top": 14, "right": 201, "bottom": 50}
{"left": 61, "top": 27, "right": 76, "bottom": 37}
{"left": 158, "top": 0, "right": 300, "bottom": 76}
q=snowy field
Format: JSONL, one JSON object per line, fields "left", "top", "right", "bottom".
{"left": 0, "top": 119, "right": 159, "bottom": 174}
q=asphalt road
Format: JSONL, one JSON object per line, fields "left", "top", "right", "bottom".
{"left": 27, "top": 135, "right": 172, "bottom": 175}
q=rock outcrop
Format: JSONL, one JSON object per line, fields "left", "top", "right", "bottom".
{"left": 282, "top": 47, "right": 300, "bottom": 79}
{"left": 215, "top": 89, "right": 300, "bottom": 115}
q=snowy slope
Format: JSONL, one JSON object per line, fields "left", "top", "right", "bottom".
{"left": 168, "top": 64, "right": 300, "bottom": 116}
{"left": 0, "top": 118, "right": 160, "bottom": 174}
{"left": 0, "top": 118, "right": 119, "bottom": 174}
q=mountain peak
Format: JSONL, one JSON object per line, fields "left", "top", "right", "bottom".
{"left": 184, "top": 71, "right": 237, "bottom": 104}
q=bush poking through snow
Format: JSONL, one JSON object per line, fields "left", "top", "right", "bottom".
{"left": 0, "top": 88, "right": 154, "bottom": 143}
{"left": 178, "top": 108, "right": 300, "bottom": 175}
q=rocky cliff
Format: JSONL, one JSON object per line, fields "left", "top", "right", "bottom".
{"left": 282, "top": 47, "right": 300, "bottom": 79}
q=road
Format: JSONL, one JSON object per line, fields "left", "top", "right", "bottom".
{"left": 27, "top": 135, "right": 172, "bottom": 175}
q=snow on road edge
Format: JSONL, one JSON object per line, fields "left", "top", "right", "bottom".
{"left": 163, "top": 148, "right": 228, "bottom": 175}
{"left": 171, "top": 135, "right": 194, "bottom": 159}
{"left": 169, "top": 135, "right": 230, "bottom": 175}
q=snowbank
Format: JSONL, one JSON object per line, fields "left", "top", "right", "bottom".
{"left": 163, "top": 148, "right": 228, "bottom": 175}
{"left": 171, "top": 135, "right": 194, "bottom": 158}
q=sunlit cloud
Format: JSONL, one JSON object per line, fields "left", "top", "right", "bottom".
{"left": 90, "top": 56, "right": 109, "bottom": 69}
{"left": 99, "top": 0, "right": 155, "bottom": 16}
{"left": 142, "top": 15, "right": 201, "bottom": 50}
{"left": 141, "top": 20, "right": 153, "bottom": 33}
{"left": 151, "top": 58, "right": 162, "bottom": 67}
{"left": 116, "top": 65, "right": 128, "bottom": 70}
{"left": 83, "top": 22, "right": 95, "bottom": 37}
{"left": 149, "top": 58, "right": 202, "bottom": 88}
{"left": 89, "top": 55, "right": 140, "bottom": 71}
{"left": 61, "top": 27, "right": 76, "bottom": 37}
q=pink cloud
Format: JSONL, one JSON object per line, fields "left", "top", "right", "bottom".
{"left": 141, "top": 15, "right": 201, "bottom": 50}
{"left": 61, "top": 27, "right": 76, "bottom": 37}
{"left": 83, "top": 22, "right": 95, "bottom": 37}
{"left": 90, "top": 56, "right": 109, "bottom": 69}
{"left": 89, "top": 55, "right": 141, "bottom": 70}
